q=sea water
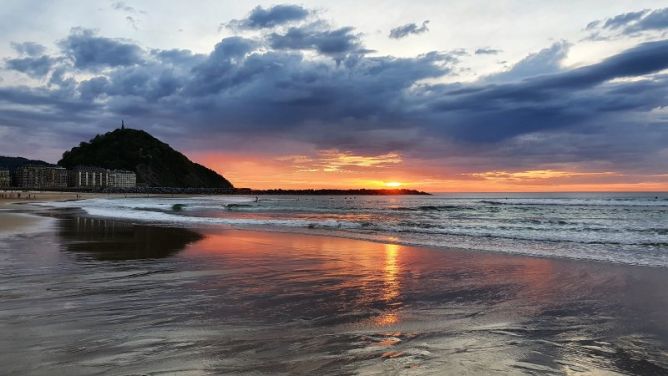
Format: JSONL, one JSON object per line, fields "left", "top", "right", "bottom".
{"left": 42, "top": 192, "right": 668, "bottom": 267}
{"left": 3, "top": 194, "right": 668, "bottom": 374}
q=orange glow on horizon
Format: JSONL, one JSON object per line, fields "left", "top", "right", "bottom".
{"left": 189, "top": 151, "right": 668, "bottom": 192}
{"left": 470, "top": 169, "right": 619, "bottom": 181}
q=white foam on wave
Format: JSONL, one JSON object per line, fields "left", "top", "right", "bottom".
{"left": 83, "top": 206, "right": 361, "bottom": 229}
{"left": 477, "top": 198, "right": 668, "bottom": 207}
{"left": 36, "top": 195, "right": 668, "bottom": 268}
{"left": 44, "top": 198, "right": 363, "bottom": 231}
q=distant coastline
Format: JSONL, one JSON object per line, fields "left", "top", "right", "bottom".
{"left": 243, "top": 188, "right": 430, "bottom": 195}
{"left": 0, "top": 187, "right": 430, "bottom": 196}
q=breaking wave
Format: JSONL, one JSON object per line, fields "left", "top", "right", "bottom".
{"left": 39, "top": 193, "right": 668, "bottom": 267}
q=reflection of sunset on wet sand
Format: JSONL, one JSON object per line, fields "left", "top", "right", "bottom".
{"left": 184, "top": 230, "right": 412, "bottom": 327}
{"left": 3, "top": 0, "right": 668, "bottom": 373}
{"left": 383, "top": 243, "right": 401, "bottom": 302}
{"left": 2, "top": 217, "right": 668, "bottom": 375}
{"left": 183, "top": 229, "right": 668, "bottom": 374}
{"left": 375, "top": 243, "right": 401, "bottom": 326}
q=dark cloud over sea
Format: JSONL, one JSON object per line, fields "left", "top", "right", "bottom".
{"left": 586, "top": 7, "right": 668, "bottom": 40}
{"left": 226, "top": 4, "right": 310, "bottom": 30}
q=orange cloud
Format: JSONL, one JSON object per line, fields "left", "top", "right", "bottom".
{"left": 278, "top": 150, "right": 402, "bottom": 172}
{"left": 189, "top": 151, "right": 668, "bottom": 192}
{"left": 470, "top": 169, "right": 618, "bottom": 181}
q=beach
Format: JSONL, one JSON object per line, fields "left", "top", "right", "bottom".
{"left": 0, "top": 211, "right": 44, "bottom": 235}
{"left": 2, "top": 2, "right": 666, "bottom": 374}
{"left": 0, "top": 191, "right": 196, "bottom": 236}
{"left": 0, "top": 190, "right": 181, "bottom": 204}
{"left": 0, "top": 193, "right": 63, "bottom": 238}
{"left": 1, "top": 199, "right": 667, "bottom": 375}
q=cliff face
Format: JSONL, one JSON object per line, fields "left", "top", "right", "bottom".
{"left": 58, "top": 128, "right": 233, "bottom": 188}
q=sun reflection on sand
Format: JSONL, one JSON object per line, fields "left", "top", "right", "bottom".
{"left": 374, "top": 312, "right": 399, "bottom": 326}
{"left": 383, "top": 243, "right": 400, "bottom": 302}
{"left": 374, "top": 243, "right": 402, "bottom": 326}
{"left": 188, "top": 230, "right": 409, "bottom": 326}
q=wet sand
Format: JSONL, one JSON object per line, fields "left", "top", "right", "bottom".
{"left": 0, "top": 212, "right": 43, "bottom": 234}
{"left": 0, "top": 212, "right": 667, "bottom": 375}
{"left": 0, "top": 191, "right": 195, "bottom": 235}
{"left": 0, "top": 201, "right": 55, "bottom": 237}
{"left": 0, "top": 190, "right": 184, "bottom": 206}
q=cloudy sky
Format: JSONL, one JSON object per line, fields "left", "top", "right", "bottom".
{"left": 1, "top": 0, "right": 668, "bottom": 191}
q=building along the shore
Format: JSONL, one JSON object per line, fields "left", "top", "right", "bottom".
{"left": 69, "top": 166, "right": 137, "bottom": 189}
{"left": 0, "top": 169, "right": 10, "bottom": 188}
{"left": 108, "top": 170, "right": 137, "bottom": 188}
{"left": 15, "top": 165, "right": 68, "bottom": 189}
{"left": 69, "top": 166, "right": 109, "bottom": 189}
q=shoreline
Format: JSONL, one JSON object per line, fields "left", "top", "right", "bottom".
{"left": 6, "top": 202, "right": 662, "bottom": 282}
{"left": 1, "top": 198, "right": 667, "bottom": 374}
{"left": 0, "top": 192, "right": 182, "bottom": 239}
{"left": 0, "top": 211, "right": 53, "bottom": 238}
{"left": 2, "top": 195, "right": 665, "bottom": 270}
{"left": 1, "top": 211, "right": 667, "bottom": 374}
{"left": 0, "top": 190, "right": 198, "bottom": 205}
{"left": 0, "top": 194, "right": 668, "bottom": 270}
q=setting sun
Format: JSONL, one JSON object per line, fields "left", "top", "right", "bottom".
{"left": 384, "top": 182, "right": 402, "bottom": 187}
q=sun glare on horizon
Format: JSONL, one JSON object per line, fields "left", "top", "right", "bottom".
{"left": 384, "top": 182, "right": 403, "bottom": 188}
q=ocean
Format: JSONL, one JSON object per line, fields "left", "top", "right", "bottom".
{"left": 43, "top": 192, "right": 668, "bottom": 267}
{"left": 3, "top": 193, "right": 668, "bottom": 374}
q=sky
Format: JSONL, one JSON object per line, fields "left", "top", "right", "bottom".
{"left": 1, "top": 1, "right": 668, "bottom": 191}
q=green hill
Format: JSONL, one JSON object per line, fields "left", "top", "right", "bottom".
{"left": 0, "top": 156, "right": 52, "bottom": 171}
{"left": 58, "top": 128, "right": 233, "bottom": 189}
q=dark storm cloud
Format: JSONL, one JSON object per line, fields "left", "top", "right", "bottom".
{"left": 5, "top": 55, "right": 56, "bottom": 77}
{"left": 486, "top": 41, "right": 569, "bottom": 83}
{"left": 0, "top": 84, "right": 100, "bottom": 116}
{"left": 586, "top": 8, "right": 668, "bottom": 36}
{"left": 268, "top": 23, "right": 366, "bottom": 59}
{"left": 227, "top": 4, "right": 309, "bottom": 30}
{"left": 1, "top": 9, "right": 667, "bottom": 175}
{"left": 59, "top": 28, "right": 144, "bottom": 70}
{"left": 427, "top": 39, "right": 668, "bottom": 143}
{"left": 79, "top": 63, "right": 183, "bottom": 102}
{"left": 150, "top": 48, "right": 206, "bottom": 67}
{"left": 10, "top": 41, "right": 46, "bottom": 56}
{"left": 627, "top": 8, "right": 668, "bottom": 33}
{"left": 0, "top": 23, "right": 453, "bottom": 150}
{"left": 179, "top": 45, "right": 454, "bottom": 130}
{"left": 599, "top": 10, "right": 649, "bottom": 30}
{"left": 389, "top": 21, "right": 430, "bottom": 39}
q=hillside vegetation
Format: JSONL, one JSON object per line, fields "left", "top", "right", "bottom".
{"left": 58, "top": 128, "right": 233, "bottom": 188}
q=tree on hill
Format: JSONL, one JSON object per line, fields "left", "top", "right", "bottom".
{"left": 58, "top": 128, "right": 233, "bottom": 188}
{"left": 0, "top": 156, "right": 52, "bottom": 172}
